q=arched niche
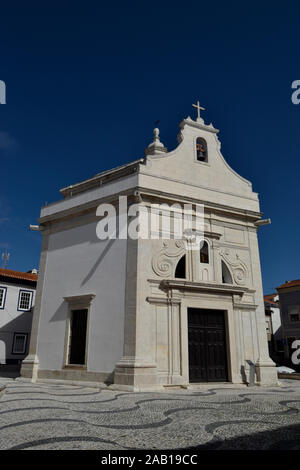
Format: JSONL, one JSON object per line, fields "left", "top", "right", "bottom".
{"left": 196, "top": 137, "right": 208, "bottom": 162}
{"left": 200, "top": 240, "right": 209, "bottom": 264}
{"left": 175, "top": 255, "right": 186, "bottom": 279}
{"left": 222, "top": 260, "right": 233, "bottom": 284}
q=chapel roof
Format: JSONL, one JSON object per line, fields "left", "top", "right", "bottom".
{"left": 60, "top": 158, "right": 145, "bottom": 198}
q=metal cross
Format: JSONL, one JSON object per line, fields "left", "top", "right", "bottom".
{"left": 192, "top": 101, "right": 205, "bottom": 119}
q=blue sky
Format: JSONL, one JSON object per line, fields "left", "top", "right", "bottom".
{"left": 0, "top": 1, "right": 299, "bottom": 293}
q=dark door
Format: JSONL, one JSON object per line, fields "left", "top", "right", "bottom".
{"left": 188, "top": 308, "right": 228, "bottom": 382}
{"left": 69, "top": 309, "right": 88, "bottom": 365}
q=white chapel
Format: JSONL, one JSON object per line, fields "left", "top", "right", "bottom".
{"left": 21, "top": 105, "right": 278, "bottom": 390}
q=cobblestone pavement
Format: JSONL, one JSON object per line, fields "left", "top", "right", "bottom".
{"left": 1, "top": 378, "right": 300, "bottom": 450}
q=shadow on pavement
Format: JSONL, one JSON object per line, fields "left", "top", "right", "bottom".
{"left": 184, "top": 422, "right": 300, "bottom": 450}
{"left": 0, "top": 364, "right": 21, "bottom": 379}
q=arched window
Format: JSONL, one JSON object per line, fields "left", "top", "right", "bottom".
{"left": 175, "top": 255, "right": 186, "bottom": 279}
{"left": 196, "top": 137, "right": 208, "bottom": 162}
{"left": 200, "top": 240, "right": 209, "bottom": 264}
{"left": 222, "top": 261, "right": 233, "bottom": 284}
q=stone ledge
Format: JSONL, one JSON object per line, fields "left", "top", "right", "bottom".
{"left": 35, "top": 368, "right": 113, "bottom": 385}
{"left": 161, "top": 279, "right": 248, "bottom": 295}
{"left": 24, "top": 378, "right": 108, "bottom": 390}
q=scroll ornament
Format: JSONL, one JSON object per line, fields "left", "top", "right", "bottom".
{"left": 219, "top": 249, "right": 248, "bottom": 286}
{"left": 152, "top": 240, "right": 186, "bottom": 278}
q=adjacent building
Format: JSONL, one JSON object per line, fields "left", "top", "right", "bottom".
{"left": 264, "top": 293, "right": 283, "bottom": 362}
{"left": 276, "top": 279, "right": 300, "bottom": 363}
{"left": 21, "top": 108, "right": 278, "bottom": 389}
{"left": 0, "top": 268, "right": 37, "bottom": 365}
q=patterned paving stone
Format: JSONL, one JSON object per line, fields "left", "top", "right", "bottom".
{"left": 0, "top": 379, "right": 300, "bottom": 449}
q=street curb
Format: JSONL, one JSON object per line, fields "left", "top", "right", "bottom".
{"left": 278, "top": 373, "right": 300, "bottom": 380}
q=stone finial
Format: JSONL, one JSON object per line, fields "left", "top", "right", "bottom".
{"left": 145, "top": 127, "right": 168, "bottom": 156}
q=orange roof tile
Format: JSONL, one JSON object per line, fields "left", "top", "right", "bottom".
{"left": 277, "top": 279, "right": 300, "bottom": 290}
{"left": 264, "top": 294, "right": 279, "bottom": 306}
{"left": 0, "top": 268, "right": 38, "bottom": 282}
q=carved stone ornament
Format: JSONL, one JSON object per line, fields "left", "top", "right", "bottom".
{"left": 219, "top": 249, "right": 248, "bottom": 286}
{"left": 152, "top": 240, "right": 186, "bottom": 277}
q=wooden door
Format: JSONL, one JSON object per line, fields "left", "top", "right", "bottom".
{"left": 188, "top": 308, "right": 228, "bottom": 382}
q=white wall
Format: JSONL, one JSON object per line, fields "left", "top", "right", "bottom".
{"left": 270, "top": 306, "right": 281, "bottom": 336}
{"left": 36, "top": 219, "right": 127, "bottom": 373}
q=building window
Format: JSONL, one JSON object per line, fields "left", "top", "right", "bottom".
{"left": 18, "top": 290, "right": 33, "bottom": 311}
{"left": 68, "top": 309, "right": 88, "bottom": 365}
{"left": 175, "top": 255, "right": 186, "bottom": 279}
{"left": 196, "top": 137, "right": 208, "bottom": 162}
{"left": 12, "top": 333, "right": 28, "bottom": 354}
{"left": 0, "top": 287, "right": 7, "bottom": 309}
{"left": 288, "top": 306, "right": 300, "bottom": 318}
{"left": 200, "top": 241, "right": 209, "bottom": 264}
{"left": 63, "top": 294, "right": 95, "bottom": 369}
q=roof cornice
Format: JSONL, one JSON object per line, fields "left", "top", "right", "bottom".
{"left": 59, "top": 159, "right": 145, "bottom": 199}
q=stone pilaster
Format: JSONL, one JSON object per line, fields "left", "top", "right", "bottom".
{"left": 20, "top": 232, "right": 49, "bottom": 382}
{"left": 249, "top": 228, "right": 278, "bottom": 385}
{"left": 113, "top": 222, "right": 159, "bottom": 391}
